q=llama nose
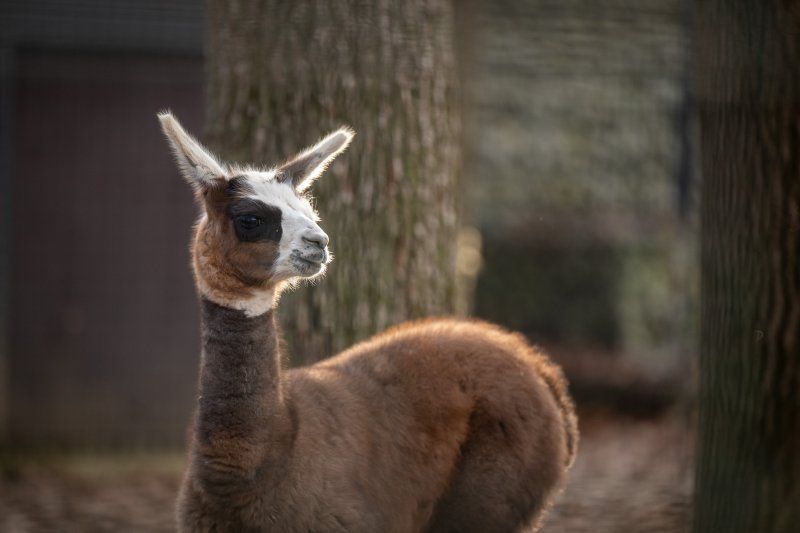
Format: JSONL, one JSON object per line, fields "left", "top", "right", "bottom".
{"left": 302, "top": 231, "right": 329, "bottom": 250}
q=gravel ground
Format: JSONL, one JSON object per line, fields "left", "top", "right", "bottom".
{"left": 0, "top": 413, "right": 693, "bottom": 533}
{"left": 542, "top": 413, "right": 693, "bottom": 533}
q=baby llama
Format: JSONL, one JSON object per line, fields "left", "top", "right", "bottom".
{"left": 158, "top": 112, "right": 577, "bottom": 533}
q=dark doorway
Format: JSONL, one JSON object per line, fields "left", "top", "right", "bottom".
{"left": 9, "top": 49, "right": 204, "bottom": 448}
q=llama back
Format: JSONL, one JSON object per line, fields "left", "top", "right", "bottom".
{"left": 337, "top": 317, "right": 579, "bottom": 469}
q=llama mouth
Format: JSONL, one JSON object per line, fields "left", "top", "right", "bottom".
{"left": 290, "top": 251, "right": 325, "bottom": 275}
{"left": 297, "top": 257, "right": 321, "bottom": 267}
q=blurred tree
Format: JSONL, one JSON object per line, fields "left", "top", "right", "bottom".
{"left": 206, "top": 1, "right": 461, "bottom": 363}
{"left": 693, "top": 1, "right": 800, "bottom": 531}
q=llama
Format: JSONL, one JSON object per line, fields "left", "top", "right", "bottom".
{"left": 158, "top": 112, "right": 578, "bottom": 533}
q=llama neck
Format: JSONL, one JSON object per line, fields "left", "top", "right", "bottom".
{"left": 194, "top": 297, "right": 291, "bottom": 476}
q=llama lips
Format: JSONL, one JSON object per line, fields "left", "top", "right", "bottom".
{"left": 290, "top": 251, "right": 325, "bottom": 274}
{"left": 294, "top": 247, "right": 327, "bottom": 264}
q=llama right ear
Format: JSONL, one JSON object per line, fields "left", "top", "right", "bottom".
{"left": 158, "top": 111, "right": 227, "bottom": 189}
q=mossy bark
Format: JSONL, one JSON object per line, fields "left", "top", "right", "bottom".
{"left": 693, "top": 1, "right": 800, "bottom": 531}
{"left": 207, "top": 0, "right": 461, "bottom": 363}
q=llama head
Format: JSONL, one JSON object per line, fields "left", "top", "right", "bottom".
{"left": 158, "top": 111, "right": 353, "bottom": 316}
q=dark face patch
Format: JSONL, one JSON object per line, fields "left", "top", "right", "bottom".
{"left": 227, "top": 198, "right": 283, "bottom": 243}
{"left": 194, "top": 177, "right": 283, "bottom": 295}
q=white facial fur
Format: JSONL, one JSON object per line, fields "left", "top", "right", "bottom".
{"left": 238, "top": 169, "right": 331, "bottom": 284}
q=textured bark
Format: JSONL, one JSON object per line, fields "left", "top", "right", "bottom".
{"left": 693, "top": 1, "right": 800, "bottom": 531}
{"left": 207, "top": 0, "right": 461, "bottom": 364}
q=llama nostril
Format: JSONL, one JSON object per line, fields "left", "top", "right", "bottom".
{"left": 303, "top": 232, "right": 329, "bottom": 249}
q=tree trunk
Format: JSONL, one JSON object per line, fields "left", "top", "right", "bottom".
{"left": 206, "top": 0, "right": 461, "bottom": 364}
{"left": 693, "top": 1, "right": 800, "bottom": 531}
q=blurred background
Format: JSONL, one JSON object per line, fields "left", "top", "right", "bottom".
{"left": 1, "top": 0, "right": 700, "bottom": 531}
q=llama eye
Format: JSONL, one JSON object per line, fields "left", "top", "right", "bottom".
{"left": 237, "top": 216, "right": 262, "bottom": 230}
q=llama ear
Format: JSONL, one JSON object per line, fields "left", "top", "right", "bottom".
{"left": 278, "top": 127, "right": 354, "bottom": 192}
{"left": 158, "top": 111, "right": 227, "bottom": 189}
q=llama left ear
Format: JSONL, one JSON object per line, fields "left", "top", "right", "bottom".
{"left": 278, "top": 127, "right": 354, "bottom": 192}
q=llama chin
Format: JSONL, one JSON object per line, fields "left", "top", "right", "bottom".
{"left": 159, "top": 111, "right": 578, "bottom": 533}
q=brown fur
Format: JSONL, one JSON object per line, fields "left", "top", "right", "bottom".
{"left": 178, "top": 301, "right": 577, "bottom": 532}
{"left": 181, "top": 192, "right": 577, "bottom": 533}
{"left": 158, "top": 114, "right": 578, "bottom": 532}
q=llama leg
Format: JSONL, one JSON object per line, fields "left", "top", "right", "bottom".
{"left": 425, "top": 402, "right": 565, "bottom": 533}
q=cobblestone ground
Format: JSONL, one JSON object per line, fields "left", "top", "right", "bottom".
{"left": 0, "top": 414, "right": 692, "bottom": 533}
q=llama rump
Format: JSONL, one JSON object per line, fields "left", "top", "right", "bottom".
{"left": 158, "top": 112, "right": 578, "bottom": 533}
